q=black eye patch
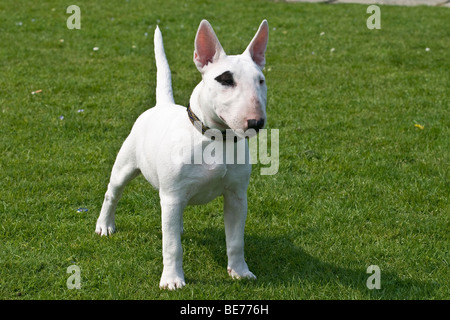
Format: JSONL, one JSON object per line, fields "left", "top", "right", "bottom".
{"left": 215, "top": 71, "right": 235, "bottom": 87}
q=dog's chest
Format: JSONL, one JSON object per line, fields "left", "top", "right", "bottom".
{"left": 187, "top": 162, "right": 228, "bottom": 205}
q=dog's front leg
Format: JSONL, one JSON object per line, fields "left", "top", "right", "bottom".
{"left": 159, "top": 194, "right": 186, "bottom": 290}
{"left": 224, "top": 189, "right": 256, "bottom": 280}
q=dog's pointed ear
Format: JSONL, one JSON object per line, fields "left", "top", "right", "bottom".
{"left": 244, "top": 20, "right": 269, "bottom": 69}
{"left": 194, "top": 20, "right": 226, "bottom": 73}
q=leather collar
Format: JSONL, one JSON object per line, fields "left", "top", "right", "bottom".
{"left": 187, "top": 103, "right": 238, "bottom": 142}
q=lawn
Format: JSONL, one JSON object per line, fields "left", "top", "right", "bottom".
{"left": 0, "top": 0, "right": 448, "bottom": 300}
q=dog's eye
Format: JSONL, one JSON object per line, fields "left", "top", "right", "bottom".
{"left": 259, "top": 79, "right": 265, "bottom": 85}
{"left": 215, "top": 71, "right": 235, "bottom": 87}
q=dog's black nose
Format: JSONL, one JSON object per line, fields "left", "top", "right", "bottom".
{"left": 247, "top": 118, "right": 265, "bottom": 132}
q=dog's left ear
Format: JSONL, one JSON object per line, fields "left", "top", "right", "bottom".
{"left": 244, "top": 20, "right": 269, "bottom": 70}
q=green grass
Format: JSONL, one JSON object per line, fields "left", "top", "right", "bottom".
{"left": 0, "top": 0, "right": 448, "bottom": 299}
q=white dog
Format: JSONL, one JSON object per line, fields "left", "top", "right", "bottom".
{"left": 95, "top": 19, "right": 269, "bottom": 290}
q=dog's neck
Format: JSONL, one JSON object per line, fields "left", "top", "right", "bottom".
{"left": 189, "top": 82, "right": 229, "bottom": 132}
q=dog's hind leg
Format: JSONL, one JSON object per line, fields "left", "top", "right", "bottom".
{"left": 96, "top": 137, "right": 140, "bottom": 236}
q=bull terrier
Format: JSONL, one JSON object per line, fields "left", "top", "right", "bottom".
{"left": 95, "top": 19, "right": 269, "bottom": 290}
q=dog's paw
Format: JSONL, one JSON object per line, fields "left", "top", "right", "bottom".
{"left": 227, "top": 267, "right": 257, "bottom": 280}
{"left": 95, "top": 218, "right": 116, "bottom": 236}
{"left": 159, "top": 274, "right": 186, "bottom": 290}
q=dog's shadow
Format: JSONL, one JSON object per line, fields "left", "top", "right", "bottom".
{"left": 187, "top": 226, "right": 438, "bottom": 298}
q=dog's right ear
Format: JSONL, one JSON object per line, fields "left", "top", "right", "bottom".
{"left": 194, "top": 20, "right": 226, "bottom": 73}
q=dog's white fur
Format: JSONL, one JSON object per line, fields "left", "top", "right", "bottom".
{"left": 95, "top": 20, "right": 269, "bottom": 290}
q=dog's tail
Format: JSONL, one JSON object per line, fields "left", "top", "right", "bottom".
{"left": 154, "top": 26, "right": 175, "bottom": 106}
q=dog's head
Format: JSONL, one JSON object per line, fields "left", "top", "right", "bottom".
{"left": 193, "top": 20, "right": 268, "bottom": 137}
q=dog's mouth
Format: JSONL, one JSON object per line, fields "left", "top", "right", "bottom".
{"left": 188, "top": 105, "right": 258, "bottom": 141}
{"left": 218, "top": 115, "right": 260, "bottom": 139}
{"left": 218, "top": 115, "right": 228, "bottom": 127}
